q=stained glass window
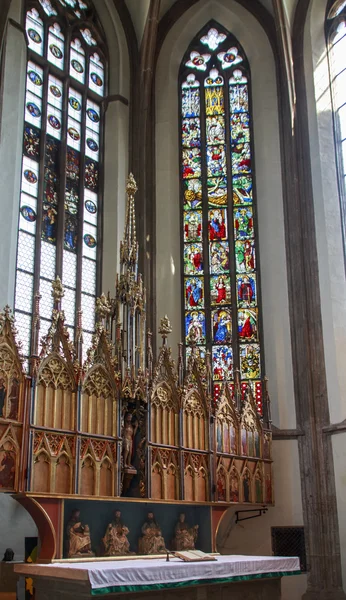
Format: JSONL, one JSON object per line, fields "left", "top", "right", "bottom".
{"left": 15, "top": 0, "right": 106, "bottom": 365}
{"left": 326, "top": 4, "right": 346, "bottom": 262}
{"left": 180, "top": 23, "right": 264, "bottom": 412}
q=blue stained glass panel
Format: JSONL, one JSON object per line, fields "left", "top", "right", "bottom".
{"left": 212, "top": 308, "right": 232, "bottom": 344}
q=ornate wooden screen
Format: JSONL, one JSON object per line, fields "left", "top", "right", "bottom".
{"left": 149, "top": 344, "right": 180, "bottom": 500}
{"left": 0, "top": 308, "right": 25, "bottom": 492}
{"left": 31, "top": 312, "right": 77, "bottom": 493}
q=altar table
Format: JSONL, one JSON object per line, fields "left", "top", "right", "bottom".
{"left": 15, "top": 554, "right": 300, "bottom": 599}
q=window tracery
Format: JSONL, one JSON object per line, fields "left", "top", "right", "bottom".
{"left": 180, "top": 23, "right": 264, "bottom": 411}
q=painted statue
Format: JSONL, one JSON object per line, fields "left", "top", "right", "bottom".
{"left": 66, "top": 509, "right": 94, "bottom": 558}
{"left": 122, "top": 412, "right": 138, "bottom": 470}
{"left": 173, "top": 513, "right": 198, "bottom": 551}
{"left": 139, "top": 512, "right": 166, "bottom": 555}
{"left": 103, "top": 510, "right": 131, "bottom": 556}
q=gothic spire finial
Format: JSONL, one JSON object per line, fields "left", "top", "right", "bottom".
{"left": 51, "top": 276, "right": 64, "bottom": 309}
{"left": 158, "top": 315, "right": 172, "bottom": 345}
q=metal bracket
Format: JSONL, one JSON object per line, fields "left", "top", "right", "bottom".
{"left": 235, "top": 506, "right": 268, "bottom": 524}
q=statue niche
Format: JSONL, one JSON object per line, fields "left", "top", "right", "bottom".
{"left": 34, "top": 354, "right": 76, "bottom": 431}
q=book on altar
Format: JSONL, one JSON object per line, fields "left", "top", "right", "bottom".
{"left": 174, "top": 550, "right": 218, "bottom": 562}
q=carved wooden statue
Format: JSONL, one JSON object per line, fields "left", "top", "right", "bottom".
{"left": 66, "top": 509, "right": 94, "bottom": 558}
{"left": 173, "top": 513, "right": 199, "bottom": 551}
{"left": 139, "top": 512, "right": 166, "bottom": 554}
{"left": 102, "top": 510, "right": 131, "bottom": 556}
{"left": 122, "top": 412, "right": 138, "bottom": 471}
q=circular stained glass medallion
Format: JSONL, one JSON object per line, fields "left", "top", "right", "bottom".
{"left": 86, "top": 138, "right": 98, "bottom": 152}
{"left": 90, "top": 72, "right": 103, "bottom": 87}
{"left": 48, "top": 114, "right": 61, "bottom": 129}
{"left": 69, "top": 97, "right": 81, "bottom": 111}
{"left": 28, "top": 70, "right": 43, "bottom": 86}
{"left": 71, "top": 59, "right": 84, "bottom": 74}
{"left": 83, "top": 233, "right": 96, "bottom": 248}
{"left": 49, "top": 44, "right": 63, "bottom": 59}
{"left": 28, "top": 28, "right": 41, "bottom": 43}
{"left": 85, "top": 200, "right": 97, "bottom": 214}
{"left": 87, "top": 108, "right": 99, "bottom": 123}
{"left": 68, "top": 127, "right": 80, "bottom": 141}
{"left": 26, "top": 102, "right": 41, "bottom": 117}
{"left": 50, "top": 85, "right": 62, "bottom": 98}
{"left": 20, "top": 205, "right": 36, "bottom": 222}
{"left": 24, "top": 169, "right": 38, "bottom": 184}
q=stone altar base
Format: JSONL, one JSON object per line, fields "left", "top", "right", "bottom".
{"left": 33, "top": 577, "right": 281, "bottom": 600}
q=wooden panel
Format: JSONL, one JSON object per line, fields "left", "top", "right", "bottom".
{"left": 55, "top": 456, "right": 71, "bottom": 494}
{"left": 33, "top": 454, "right": 50, "bottom": 493}
{"left": 80, "top": 458, "right": 95, "bottom": 496}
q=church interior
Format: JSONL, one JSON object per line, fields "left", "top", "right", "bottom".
{"left": 0, "top": 0, "right": 346, "bottom": 599}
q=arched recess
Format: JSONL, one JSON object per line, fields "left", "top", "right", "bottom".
{"left": 155, "top": 0, "right": 295, "bottom": 429}
{"left": 182, "top": 388, "right": 208, "bottom": 451}
{"left": 34, "top": 352, "right": 76, "bottom": 430}
{"left": 32, "top": 449, "right": 50, "bottom": 493}
{"left": 150, "top": 380, "right": 179, "bottom": 446}
{"left": 81, "top": 364, "right": 117, "bottom": 437}
{"left": 80, "top": 453, "right": 96, "bottom": 496}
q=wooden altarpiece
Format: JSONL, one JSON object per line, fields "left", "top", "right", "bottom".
{"left": 0, "top": 175, "right": 273, "bottom": 561}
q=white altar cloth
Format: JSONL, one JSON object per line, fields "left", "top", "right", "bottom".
{"left": 41, "top": 555, "right": 300, "bottom": 593}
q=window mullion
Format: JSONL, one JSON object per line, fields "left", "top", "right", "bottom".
{"left": 200, "top": 72, "right": 210, "bottom": 359}
{"left": 30, "top": 56, "right": 49, "bottom": 352}
{"left": 223, "top": 71, "right": 239, "bottom": 387}
{"left": 75, "top": 80, "right": 88, "bottom": 325}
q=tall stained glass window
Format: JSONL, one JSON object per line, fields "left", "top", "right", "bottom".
{"left": 180, "top": 23, "right": 264, "bottom": 411}
{"left": 326, "top": 2, "right": 346, "bottom": 260}
{"left": 15, "top": 0, "right": 106, "bottom": 365}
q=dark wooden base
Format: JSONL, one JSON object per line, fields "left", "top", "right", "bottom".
{"left": 30, "top": 576, "right": 282, "bottom": 600}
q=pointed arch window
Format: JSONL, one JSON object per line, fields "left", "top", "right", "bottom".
{"left": 179, "top": 23, "right": 264, "bottom": 411}
{"left": 326, "top": 2, "right": 346, "bottom": 262}
{"left": 15, "top": 0, "right": 106, "bottom": 366}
